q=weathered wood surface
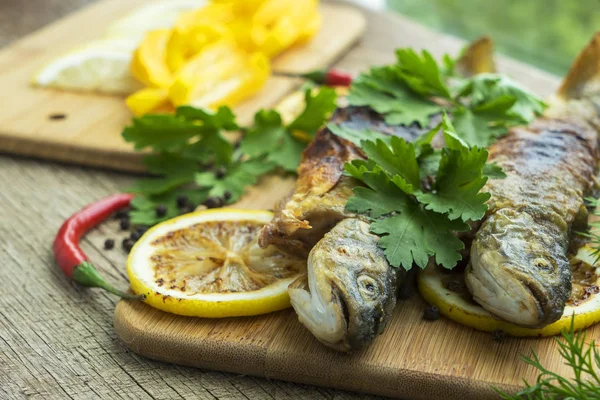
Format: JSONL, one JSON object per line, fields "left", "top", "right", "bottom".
{"left": 0, "top": 1, "right": 562, "bottom": 400}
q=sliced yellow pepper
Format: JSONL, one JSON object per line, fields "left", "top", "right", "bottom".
{"left": 128, "top": 0, "right": 320, "bottom": 113}
{"left": 295, "top": 8, "right": 322, "bottom": 44}
{"left": 166, "top": 23, "right": 230, "bottom": 73}
{"left": 226, "top": 18, "right": 268, "bottom": 52}
{"left": 126, "top": 88, "right": 169, "bottom": 116}
{"left": 253, "top": 0, "right": 296, "bottom": 27}
{"left": 130, "top": 29, "right": 172, "bottom": 88}
{"left": 168, "top": 38, "right": 249, "bottom": 106}
{"left": 256, "top": 0, "right": 319, "bottom": 57}
{"left": 189, "top": 52, "right": 270, "bottom": 109}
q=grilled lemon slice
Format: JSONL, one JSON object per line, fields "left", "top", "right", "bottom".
{"left": 127, "top": 209, "right": 306, "bottom": 317}
{"left": 418, "top": 246, "right": 600, "bottom": 336}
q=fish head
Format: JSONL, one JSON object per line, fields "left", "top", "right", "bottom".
{"left": 466, "top": 208, "right": 571, "bottom": 328}
{"left": 288, "top": 218, "right": 398, "bottom": 351}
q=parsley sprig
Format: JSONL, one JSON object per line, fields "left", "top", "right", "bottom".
{"left": 121, "top": 87, "right": 337, "bottom": 225}
{"left": 336, "top": 114, "right": 503, "bottom": 270}
{"left": 347, "top": 48, "right": 547, "bottom": 147}
{"left": 496, "top": 317, "right": 600, "bottom": 399}
{"left": 336, "top": 47, "right": 547, "bottom": 270}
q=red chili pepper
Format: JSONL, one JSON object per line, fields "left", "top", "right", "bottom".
{"left": 53, "top": 193, "right": 143, "bottom": 300}
{"left": 276, "top": 68, "right": 353, "bottom": 87}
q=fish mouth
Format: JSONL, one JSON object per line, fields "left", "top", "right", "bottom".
{"left": 466, "top": 248, "right": 558, "bottom": 328}
{"left": 288, "top": 268, "right": 352, "bottom": 351}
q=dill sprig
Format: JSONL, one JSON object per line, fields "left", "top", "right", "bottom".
{"left": 580, "top": 197, "right": 600, "bottom": 265}
{"left": 496, "top": 317, "right": 600, "bottom": 399}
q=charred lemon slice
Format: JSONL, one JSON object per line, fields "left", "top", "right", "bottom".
{"left": 127, "top": 209, "right": 305, "bottom": 317}
{"left": 418, "top": 246, "right": 600, "bottom": 336}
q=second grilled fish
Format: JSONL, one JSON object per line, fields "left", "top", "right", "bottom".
{"left": 466, "top": 35, "right": 600, "bottom": 328}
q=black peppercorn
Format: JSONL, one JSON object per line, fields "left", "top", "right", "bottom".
{"left": 492, "top": 329, "right": 505, "bottom": 342}
{"left": 176, "top": 195, "right": 188, "bottom": 208}
{"left": 223, "top": 190, "right": 232, "bottom": 201}
{"left": 203, "top": 197, "right": 220, "bottom": 209}
{"left": 130, "top": 231, "right": 141, "bottom": 241}
{"left": 115, "top": 209, "right": 129, "bottom": 219}
{"left": 104, "top": 239, "right": 115, "bottom": 250}
{"left": 423, "top": 305, "right": 440, "bottom": 321}
{"left": 215, "top": 167, "right": 226, "bottom": 179}
{"left": 119, "top": 218, "right": 130, "bottom": 230}
{"left": 156, "top": 204, "right": 167, "bottom": 217}
{"left": 136, "top": 225, "right": 149, "bottom": 235}
{"left": 122, "top": 238, "right": 134, "bottom": 252}
{"left": 181, "top": 204, "right": 196, "bottom": 214}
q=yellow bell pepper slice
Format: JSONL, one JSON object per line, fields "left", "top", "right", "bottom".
{"left": 295, "top": 8, "right": 321, "bottom": 44}
{"left": 189, "top": 52, "right": 270, "bottom": 109}
{"left": 126, "top": 88, "right": 170, "bottom": 116}
{"left": 166, "top": 23, "right": 230, "bottom": 73}
{"left": 256, "top": 0, "right": 319, "bottom": 57}
{"left": 211, "top": 0, "right": 267, "bottom": 16}
{"left": 253, "top": 0, "right": 295, "bottom": 27}
{"left": 130, "top": 29, "right": 172, "bottom": 88}
{"left": 225, "top": 18, "right": 270, "bottom": 52}
{"left": 168, "top": 39, "right": 249, "bottom": 106}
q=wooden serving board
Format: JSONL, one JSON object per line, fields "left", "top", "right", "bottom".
{"left": 114, "top": 181, "right": 600, "bottom": 400}
{"left": 0, "top": 0, "right": 365, "bottom": 172}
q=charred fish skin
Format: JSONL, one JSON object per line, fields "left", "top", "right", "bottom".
{"left": 258, "top": 106, "right": 427, "bottom": 257}
{"left": 288, "top": 218, "right": 399, "bottom": 352}
{"left": 467, "top": 118, "right": 598, "bottom": 328}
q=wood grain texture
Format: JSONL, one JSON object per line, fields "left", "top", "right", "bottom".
{"left": 0, "top": 0, "right": 365, "bottom": 172}
{"left": 1, "top": 1, "right": 575, "bottom": 400}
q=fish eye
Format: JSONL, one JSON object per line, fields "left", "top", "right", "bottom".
{"left": 357, "top": 275, "right": 379, "bottom": 299}
{"left": 533, "top": 258, "right": 553, "bottom": 271}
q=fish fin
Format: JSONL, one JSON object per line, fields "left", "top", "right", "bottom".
{"left": 558, "top": 32, "right": 600, "bottom": 99}
{"left": 456, "top": 36, "right": 496, "bottom": 77}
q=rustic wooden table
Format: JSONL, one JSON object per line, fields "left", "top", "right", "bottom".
{"left": 0, "top": 1, "right": 558, "bottom": 399}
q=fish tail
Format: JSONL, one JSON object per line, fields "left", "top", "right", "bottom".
{"left": 456, "top": 36, "right": 496, "bottom": 77}
{"left": 558, "top": 32, "right": 600, "bottom": 100}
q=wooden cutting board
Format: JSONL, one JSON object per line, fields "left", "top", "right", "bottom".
{"left": 0, "top": 0, "right": 365, "bottom": 172}
{"left": 113, "top": 180, "right": 600, "bottom": 400}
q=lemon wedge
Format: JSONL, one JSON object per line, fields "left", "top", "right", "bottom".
{"left": 127, "top": 209, "right": 306, "bottom": 317}
{"left": 33, "top": 39, "right": 142, "bottom": 95}
{"left": 104, "top": 0, "right": 207, "bottom": 42}
{"left": 418, "top": 246, "right": 600, "bottom": 336}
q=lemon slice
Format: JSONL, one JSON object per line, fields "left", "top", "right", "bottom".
{"left": 33, "top": 39, "right": 142, "bottom": 95}
{"left": 104, "top": 0, "right": 207, "bottom": 42}
{"left": 418, "top": 247, "right": 600, "bottom": 336}
{"left": 127, "top": 209, "right": 306, "bottom": 317}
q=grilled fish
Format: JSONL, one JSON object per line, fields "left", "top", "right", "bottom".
{"left": 259, "top": 107, "right": 426, "bottom": 350}
{"left": 288, "top": 218, "right": 398, "bottom": 351}
{"left": 466, "top": 34, "right": 600, "bottom": 328}
{"left": 259, "top": 38, "right": 495, "bottom": 351}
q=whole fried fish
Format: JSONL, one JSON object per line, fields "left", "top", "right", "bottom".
{"left": 466, "top": 34, "right": 600, "bottom": 328}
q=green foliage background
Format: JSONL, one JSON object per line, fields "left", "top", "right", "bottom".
{"left": 387, "top": 0, "right": 600, "bottom": 76}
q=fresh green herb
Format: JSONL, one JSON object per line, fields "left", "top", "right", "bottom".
{"left": 340, "top": 114, "right": 499, "bottom": 270}
{"left": 347, "top": 48, "right": 547, "bottom": 147}
{"left": 496, "top": 317, "right": 600, "bottom": 400}
{"left": 122, "top": 87, "right": 337, "bottom": 226}
{"left": 347, "top": 65, "right": 445, "bottom": 127}
{"left": 457, "top": 73, "right": 548, "bottom": 121}
{"left": 580, "top": 197, "right": 600, "bottom": 265}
